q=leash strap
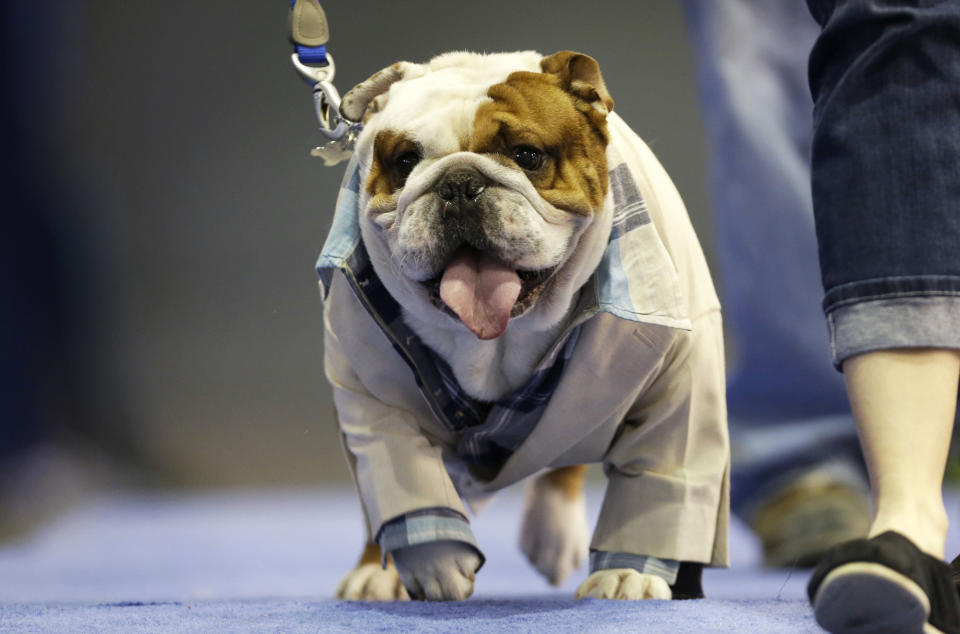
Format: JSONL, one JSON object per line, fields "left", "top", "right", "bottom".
{"left": 288, "top": 0, "right": 361, "bottom": 165}
{"left": 289, "top": 0, "right": 328, "bottom": 65}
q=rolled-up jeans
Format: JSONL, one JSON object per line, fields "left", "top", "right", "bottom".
{"left": 685, "top": 0, "right": 960, "bottom": 513}
{"left": 806, "top": 0, "right": 960, "bottom": 365}
{"left": 684, "top": 0, "right": 863, "bottom": 514}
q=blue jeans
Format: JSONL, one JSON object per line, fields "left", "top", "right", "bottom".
{"left": 685, "top": 0, "right": 960, "bottom": 514}
{"left": 806, "top": 0, "right": 960, "bottom": 365}
{"left": 683, "top": 0, "right": 862, "bottom": 514}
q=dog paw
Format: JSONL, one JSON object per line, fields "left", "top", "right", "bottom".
{"left": 575, "top": 568, "right": 672, "bottom": 600}
{"left": 519, "top": 477, "right": 589, "bottom": 586}
{"left": 335, "top": 561, "right": 410, "bottom": 601}
{"left": 391, "top": 540, "right": 480, "bottom": 601}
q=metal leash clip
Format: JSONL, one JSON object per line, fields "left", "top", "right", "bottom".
{"left": 291, "top": 52, "right": 362, "bottom": 165}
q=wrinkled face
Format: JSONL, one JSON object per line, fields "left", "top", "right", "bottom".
{"left": 349, "top": 51, "right": 613, "bottom": 339}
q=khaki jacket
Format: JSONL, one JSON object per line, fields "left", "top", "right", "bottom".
{"left": 321, "top": 113, "right": 729, "bottom": 566}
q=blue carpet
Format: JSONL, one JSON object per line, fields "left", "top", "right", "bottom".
{"left": 2, "top": 486, "right": 959, "bottom": 632}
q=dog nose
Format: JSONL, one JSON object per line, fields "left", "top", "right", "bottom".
{"left": 436, "top": 168, "right": 486, "bottom": 203}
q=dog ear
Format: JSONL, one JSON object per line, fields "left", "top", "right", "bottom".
{"left": 339, "top": 61, "right": 424, "bottom": 123}
{"left": 540, "top": 51, "right": 614, "bottom": 115}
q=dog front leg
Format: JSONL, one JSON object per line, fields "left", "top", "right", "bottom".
{"left": 391, "top": 540, "right": 481, "bottom": 601}
{"left": 575, "top": 568, "right": 672, "bottom": 600}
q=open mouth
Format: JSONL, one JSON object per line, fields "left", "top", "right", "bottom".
{"left": 421, "top": 246, "right": 557, "bottom": 339}
{"left": 424, "top": 267, "right": 555, "bottom": 315}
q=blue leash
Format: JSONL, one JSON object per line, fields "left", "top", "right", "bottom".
{"left": 288, "top": 0, "right": 361, "bottom": 165}
{"left": 290, "top": 0, "right": 327, "bottom": 65}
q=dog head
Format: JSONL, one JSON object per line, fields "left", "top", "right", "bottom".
{"left": 342, "top": 51, "right": 614, "bottom": 340}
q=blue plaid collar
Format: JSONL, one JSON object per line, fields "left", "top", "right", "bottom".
{"left": 318, "top": 151, "right": 688, "bottom": 479}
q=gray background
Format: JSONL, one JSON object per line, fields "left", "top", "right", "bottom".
{"left": 41, "top": 1, "right": 712, "bottom": 487}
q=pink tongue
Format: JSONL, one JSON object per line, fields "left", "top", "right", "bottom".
{"left": 439, "top": 248, "right": 522, "bottom": 340}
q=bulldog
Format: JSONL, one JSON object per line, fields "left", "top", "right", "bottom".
{"left": 319, "top": 50, "right": 729, "bottom": 602}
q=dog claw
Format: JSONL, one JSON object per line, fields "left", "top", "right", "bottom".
{"left": 336, "top": 562, "right": 410, "bottom": 601}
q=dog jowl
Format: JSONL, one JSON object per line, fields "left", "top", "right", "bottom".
{"left": 320, "top": 50, "right": 728, "bottom": 601}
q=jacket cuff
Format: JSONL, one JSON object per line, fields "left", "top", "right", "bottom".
{"left": 376, "top": 507, "right": 485, "bottom": 570}
{"left": 590, "top": 550, "right": 680, "bottom": 585}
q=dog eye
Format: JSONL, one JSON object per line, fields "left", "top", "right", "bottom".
{"left": 393, "top": 151, "right": 421, "bottom": 182}
{"left": 512, "top": 146, "right": 544, "bottom": 171}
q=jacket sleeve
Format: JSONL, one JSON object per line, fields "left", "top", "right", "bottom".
{"left": 590, "top": 308, "right": 730, "bottom": 567}
{"left": 323, "top": 275, "right": 481, "bottom": 560}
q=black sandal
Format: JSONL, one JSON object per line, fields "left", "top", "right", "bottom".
{"left": 808, "top": 531, "right": 960, "bottom": 634}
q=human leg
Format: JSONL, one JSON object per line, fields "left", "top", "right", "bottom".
{"left": 683, "top": 0, "right": 868, "bottom": 565}
{"left": 845, "top": 350, "right": 959, "bottom": 560}
{"left": 807, "top": 351, "right": 960, "bottom": 632}
{"left": 804, "top": 0, "right": 960, "bottom": 630}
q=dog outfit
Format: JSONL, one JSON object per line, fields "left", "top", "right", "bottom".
{"left": 321, "top": 114, "right": 729, "bottom": 576}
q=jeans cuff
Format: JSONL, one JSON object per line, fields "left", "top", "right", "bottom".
{"left": 827, "top": 296, "right": 960, "bottom": 369}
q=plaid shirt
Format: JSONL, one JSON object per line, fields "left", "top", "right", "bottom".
{"left": 319, "top": 151, "right": 687, "bottom": 583}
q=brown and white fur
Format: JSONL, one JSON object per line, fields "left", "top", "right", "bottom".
{"left": 332, "top": 51, "right": 671, "bottom": 601}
